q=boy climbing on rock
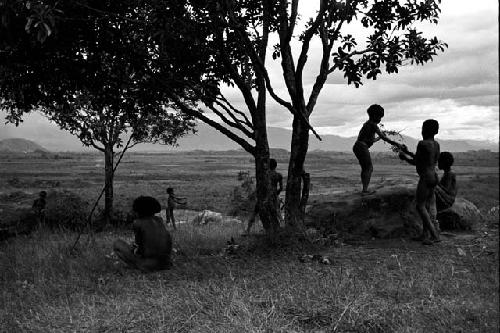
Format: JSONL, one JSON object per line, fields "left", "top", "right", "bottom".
{"left": 353, "top": 104, "right": 403, "bottom": 194}
{"left": 399, "top": 119, "right": 441, "bottom": 245}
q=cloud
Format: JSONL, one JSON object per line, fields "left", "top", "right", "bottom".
{"left": 313, "top": 99, "right": 499, "bottom": 142}
{"left": 2, "top": 0, "right": 498, "bottom": 146}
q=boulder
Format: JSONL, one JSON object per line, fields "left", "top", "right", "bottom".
{"left": 437, "top": 198, "right": 481, "bottom": 231}
{"left": 192, "top": 210, "right": 224, "bottom": 225}
{"left": 305, "top": 185, "right": 483, "bottom": 238}
{"left": 305, "top": 185, "right": 420, "bottom": 238}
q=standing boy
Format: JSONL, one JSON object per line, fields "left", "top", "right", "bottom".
{"left": 353, "top": 104, "right": 403, "bottom": 194}
{"left": 399, "top": 119, "right": 441, "bottom": 245}
{"left": 32, "top": 190, "right": 47, "bottom": 227}
{"left": 245, "top": 158, "right": 283, "bottom": 234}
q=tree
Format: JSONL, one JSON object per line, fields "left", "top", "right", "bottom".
{"left": 0, "top": 0, "right": 197, "bottom": 224}
{"left": 272, "top": 0, "right": 447, "bottom": 229}
{"left": 2, "top": 0, "right": 447, "bottom": 234}
{"left": 146, "top": 0, "right": 284, "bottom": 234}
{"left": 152, "top": 0, "right": 446, "bottom": 231}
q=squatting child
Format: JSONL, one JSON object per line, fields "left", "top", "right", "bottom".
{"left": 353, "top": 104, "right": 403, "bottom": 194}
{"left": 435, "top": 152, "right": 457, "bottom": 212}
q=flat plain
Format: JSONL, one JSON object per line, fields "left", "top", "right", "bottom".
{"left": 0, "top": 150, "right": 498, "bottom": 332}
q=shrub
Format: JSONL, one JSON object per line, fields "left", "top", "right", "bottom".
{"left": 228, "top": 172, "right": 256, "bottom": 216}
{"left": 44, "top": 191, "right": 90, "bottom": 230}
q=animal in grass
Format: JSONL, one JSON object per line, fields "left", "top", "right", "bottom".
{"left": 399, "top": 119, "right": 441, "bottom": 245}
{"left": 245, "top": 158, "right": 283, "bottom": 235}
{"left": 113, "top": 196, "right": 172, "bottom": 272}
{"left": 435, "top": 152, "right": 457, "bottom": 212}
{"left": 352, "top": 104, "right": 404, "bottom": 194}
{"left": 165, "top": 187, "right": 187, "bottom": 230}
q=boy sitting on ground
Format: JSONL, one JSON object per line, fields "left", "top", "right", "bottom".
{"left": 435, "top": 152, "right": 457, "bottom": 212}
{"left": 113, "top": 196, "right": 172, "bottom": 272}
{"left": 399, "top": 119, "right": 440, "bottom": 245}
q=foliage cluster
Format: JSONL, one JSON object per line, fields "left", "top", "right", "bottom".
{"left": 228, "top": 171, "right": 257, "bottom": 217}
{"left": 43, "top": 190, "right": 90, "bottom": 230}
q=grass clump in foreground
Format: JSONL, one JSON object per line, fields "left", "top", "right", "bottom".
{"left": 0, "top": 220, "right": 498, "bottom": 332}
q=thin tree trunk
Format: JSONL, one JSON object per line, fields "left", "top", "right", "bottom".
{"left": 104, "top": 144, "right": 114, "bottom": 225}
{"left": 285, "top": 115, "right": 310, "bottom": 230}
{"left": 252, "top": 104, "right": 280, "bottom": 235}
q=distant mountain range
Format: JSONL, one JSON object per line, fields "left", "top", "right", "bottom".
{"left": 0, "top": 124, "right": 497, "bottom": 153}
{"left": 0, "top": 138, "right": 48, "bottom": 153}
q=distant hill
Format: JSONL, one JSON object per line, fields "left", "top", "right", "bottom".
{"left": 0, "top": 123, "right": 497, "bottom": 152}
{"left": 138, "top": 124, "right": 498, "bottom": 153}
{"left": 0, "top": 138, "right": 49, "bottom": 153}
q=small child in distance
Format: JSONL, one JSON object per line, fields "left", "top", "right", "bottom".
{"left": 113, "top": 196, "right": 172, "bottom": 272}
{"left": 353, "top": 104, "right": 404, "bottom": 194}
{"left": 435, "top": 152, "right": 457, "bottom": 212}
{"left": 166, "top": 187, "right": 187, "bottom": 230}
{"left": 399, "top": 119, "right": 441, "bottom": 245}
{"left": 32, "top": 190, "right": 47, "bottom": 227}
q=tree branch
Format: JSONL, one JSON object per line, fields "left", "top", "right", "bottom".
{"left": 306, "top": 19, "right": 343, "bottom": 114}
{"left": 167, "top": 92, "right": 255, "bottom": 154}
{"left": 213, "top": 28, "right": 258, "bottom": 115}
{"left": 209, "top": 101, "right": 254, "bottom": 139}
{"left": 296, "top": 0, "right": 327, "bottom": 78}
{"left": 217, "top": 94, "right": 253, "bottom": 128}
{"left": 288, "top": 0, "right": 299, "bottom": 42}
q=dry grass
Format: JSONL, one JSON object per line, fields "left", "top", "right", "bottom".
{"left": 1, "top": 151, "right": 498, "bottom": 332}
{"left": 0, "top": 220, "right": 498, "bottom": 332}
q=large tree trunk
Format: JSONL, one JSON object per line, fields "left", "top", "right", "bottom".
{"left": 104, "top": 144, "right": 114, "bottom": 225}
{"left": 285, "top": 115, "right": 310, "bottom": 230}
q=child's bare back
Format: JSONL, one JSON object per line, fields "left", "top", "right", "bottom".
{"left": 415, "top": 139, "right": 440, "bottom": 185}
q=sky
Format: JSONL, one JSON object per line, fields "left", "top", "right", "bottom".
{"left": 1, "top": 0, "right": 499, "bottom": 146}
{"left": 257, "top": 0, "right": 500, "bottom": 142}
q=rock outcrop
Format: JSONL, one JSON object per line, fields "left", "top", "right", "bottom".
{"left": 305, "top": 185, "right": 481, "bottom": 238}
{"left": 437, "top": 198, "right": 481, "bottom": 231}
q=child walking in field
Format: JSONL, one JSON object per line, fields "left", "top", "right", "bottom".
{"left": 166, "top": 187, "right": 187, "bottom": 230}
{"left": 113, "top": 196, "right": 172, "bottom": 272}
{"left": 399, "top": 119, "right": 441, "bottom": 245}
{"left": 32, "top": 190, "right": 47, "bottom": 227}
{"left": 353, "top": 104, "right": 403, "bottom": 194}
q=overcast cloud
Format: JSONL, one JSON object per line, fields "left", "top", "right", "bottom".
{"left": 2, "top": 0, "right": 499, "bottom": 144}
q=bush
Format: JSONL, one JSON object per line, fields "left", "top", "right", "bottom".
{"left": 228, "top": 172, "right": 256, "bottom": 216}
{"left": 44, "top": 191, "right": 90, "bottom": 230}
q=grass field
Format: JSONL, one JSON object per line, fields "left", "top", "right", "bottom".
{"left": 0, "top": 150, "right": 498, "bottom": 332}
